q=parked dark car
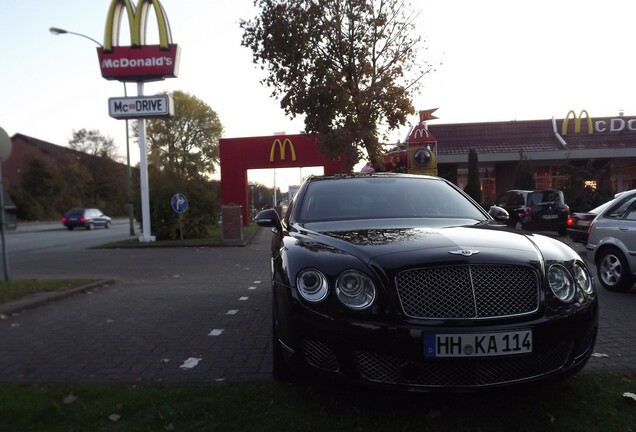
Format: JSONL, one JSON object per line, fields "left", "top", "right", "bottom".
{"left": 567, "top": 199, "right": 617, "bottom": 244}
{"left": 61, "top": 208, "right": 112, "bottom": 230}
{"left": 256, "top": 173, "right": 597, "bottom": 391}
{"left": 493, "top": 189, "right": 569, "bottom": 236}
{"left": 586, "top": 189, "right": 636, "bottom": 292}
{"left": 492, "top": 189, "right": 529, "bottom": 229}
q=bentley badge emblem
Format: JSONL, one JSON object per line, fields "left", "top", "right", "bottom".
{"left": 449, "top": 249, "right": 480, "bottom": 257}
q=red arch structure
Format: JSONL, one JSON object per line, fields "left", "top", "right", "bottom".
{"left": 219, "top": 134, "right": 346, "bottom": 225}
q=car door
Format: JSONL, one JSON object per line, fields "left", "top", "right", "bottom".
{"left": 612, "top": 196, "right": 636, "bottom": 270}
{"left": 495, "top": 191, "right": 524, "bottom": 224}
{"left": 92, "top": 209, "right": 107, "bottom": 227}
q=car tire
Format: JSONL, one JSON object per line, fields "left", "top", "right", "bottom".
{"left": 87, "top": 222, "right": 94, "bottom": 230}
{"left": 597, "top": 248, "right": 634, "bottom": 292}
{"left": 514, "top": 221, "right": 524, "bottom": 231}
{"left": 105, "top": 221, "right": 111, "bottom": 229}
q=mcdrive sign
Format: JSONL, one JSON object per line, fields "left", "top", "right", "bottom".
{"left": 97, "top": 0, "right": 180, "bottom": 82}
{"left": 108, "top": 95, "right": 174, "bottom": 119}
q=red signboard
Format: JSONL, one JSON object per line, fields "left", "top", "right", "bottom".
{"left": 220, "top": 134, "right": 347, "bottom": 225}
{"left": 99, "top": 0, "right": 180, "bottom": 83}
{"left": 97, "top": 44, "right": 180, "bottom": 82}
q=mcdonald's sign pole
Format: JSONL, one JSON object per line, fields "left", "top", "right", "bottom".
{"left": 97, "top": 0, "right": 181, "bottom": 242}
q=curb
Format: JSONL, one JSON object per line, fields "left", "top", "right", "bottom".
{"left": 0, "top": 279, "right": 115, "bottom": 317}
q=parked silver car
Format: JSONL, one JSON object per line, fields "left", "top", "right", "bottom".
{"left": 586, "top": 189, "right": 636, "bottom": 291}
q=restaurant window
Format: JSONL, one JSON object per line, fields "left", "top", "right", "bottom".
{"left": 457, "top": 166, "right": 496, "bottom": 203}
{"left": 480, "top": 170, "right": 496, "bottom": 204}
{"left": 534, "top": 166, "right": 570, "bottom": 190}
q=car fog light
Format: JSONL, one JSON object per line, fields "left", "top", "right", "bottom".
{"left": 548, "top": 264, "right": 576, "bottom": 302}
{"left": 297, "top": 269, "right": 328, "bottom": 302}
{"left": 336, "top": 270, "right": 376, "bottom": 309}
{"left": 573, "top": 263, "right": 594, "bottom": 294}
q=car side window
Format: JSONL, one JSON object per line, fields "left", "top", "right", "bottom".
{"left": 496, "top": 192, "right": 511, "bottom": 206}
{"left": 512, "top": 193, "right": 525, "bottom": 206}
{"left": 624, "top": 201, "right": 636, "bottom": 220}
{"left": 607, "top": 196, "right": 636, "bottom": 219}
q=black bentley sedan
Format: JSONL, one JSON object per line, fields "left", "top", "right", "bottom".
{"left": 255, "top": 173, "right": 598, "bottom": 391}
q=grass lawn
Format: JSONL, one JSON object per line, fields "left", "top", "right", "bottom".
{"left": 0, "top": 279, "right": 98, "bottom": 304}
{"left": 0, "top": 373, "right": 635, "bottom": 431}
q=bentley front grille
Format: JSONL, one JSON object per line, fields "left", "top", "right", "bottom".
{"left": 395, "top": 265, "right": 539, "bottom": 319}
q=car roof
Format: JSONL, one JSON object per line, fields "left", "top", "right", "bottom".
{"left": 304, "top": 172, "right": 438, "bottom": 182}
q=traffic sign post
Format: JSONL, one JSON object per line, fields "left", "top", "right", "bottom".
{"left": 0, "top": 126, "right": 13, "bottom": 281}
{"left": 171, "top": 193, "right": 188, "bottom": 240}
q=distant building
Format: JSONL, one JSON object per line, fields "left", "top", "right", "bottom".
{"left": 3, "top": 134, "right": 132, "bottom": 191}
{"left": 429, "top": 112, "right": 636, "bottom": 203}
{"left": 2, "top": 133, "right": 137, "bottom": 219}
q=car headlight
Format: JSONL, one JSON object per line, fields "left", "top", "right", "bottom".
{"left": 573, "top": 263, "right": 594, "bottom": 294}
{"left": 548, "top": 264, "right": 576, "bottom": 302}
{"left": 297, "top": 269, "right": 328, "bottom": 302}
{"left": 335, "top": 270, "right": 376, "bottom": 309}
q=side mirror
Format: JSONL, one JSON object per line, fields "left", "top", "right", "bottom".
{"left": 488, "top": 205, "right": 510, "bottom": 222}
{"left": 255, "top": 208, "right": 282, "bottom": 231}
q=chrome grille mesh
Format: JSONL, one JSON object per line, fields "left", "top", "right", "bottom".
{"left": 396, "top": 265, "right": 539, "bottom": 319}
{"left": 355, "top": 342, "right": 572, "bottom": 387}
{"left": 303, "top": 340, "right": 339, "bottom": 372}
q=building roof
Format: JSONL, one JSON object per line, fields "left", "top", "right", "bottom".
{"left": 4, "top": 133, "right": 135, "bottom": 191}
{"left": 428, "top": 116, "right": 636, "bottom": 163}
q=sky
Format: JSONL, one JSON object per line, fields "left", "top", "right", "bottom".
{"left": 2, "top": 0, "right": 636, "bottom": 192}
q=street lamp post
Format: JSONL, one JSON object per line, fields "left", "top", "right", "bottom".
{"left": 49, "top": 27, "right": 135, "bottom": 236}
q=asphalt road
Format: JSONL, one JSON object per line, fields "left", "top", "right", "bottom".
{"left": 0, "top": 225, "right": 634, "bottom": 384}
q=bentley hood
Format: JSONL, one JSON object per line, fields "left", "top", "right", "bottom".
{"left": 292, "top": 220, "right": 578, "bottom": 269}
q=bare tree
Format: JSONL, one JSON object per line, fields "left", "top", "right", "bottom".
{"left": 68, "top": 129, "right": 120, "bottom": 161}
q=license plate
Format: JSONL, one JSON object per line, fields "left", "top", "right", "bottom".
{"left": 576, "top": 220, "right": 591, "bottom": 227}
{"left": 424, "top": 330, "right": 532, "bottom": 358}
{"left": 542, "top": 214, "right": 558, "bottom": 220}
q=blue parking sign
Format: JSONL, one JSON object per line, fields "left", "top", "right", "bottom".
{"left": 171, "top": 193, "right": 188, "bottom": 214}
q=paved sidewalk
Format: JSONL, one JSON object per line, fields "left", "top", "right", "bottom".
{"left": 0, "top": 229, "right": 273, "bottom": 383}
{"left": 0, "top": 228, "right": 633, "bottom": 384}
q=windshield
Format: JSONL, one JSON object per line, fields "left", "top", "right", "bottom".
{"left": 296, "top": 176, "right": 487, "bottom": 223}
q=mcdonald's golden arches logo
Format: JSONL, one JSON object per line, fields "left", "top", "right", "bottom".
{"left": 269, "top": 139, "right": 297, "bottom": 162}
{"left": 97, "top": 0, "right": 180, "bottom": 82}
{"left": 562, "top": 109, "right": 593, "bottom": 135}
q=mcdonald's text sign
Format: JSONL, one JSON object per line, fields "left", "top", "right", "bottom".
{"left": 97, "top": 0, "right": 180, "bottom": 82}
{"left": 562, "top": 109, "right": 636, "bottom": 135}
{"left": 97, "top": 45, "right": 180, "bottom": 82}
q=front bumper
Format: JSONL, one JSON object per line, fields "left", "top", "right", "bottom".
{"left": 277, "top": 293, "right": 598, "bottom": 391}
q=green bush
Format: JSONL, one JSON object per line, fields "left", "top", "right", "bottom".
{"left": 136, "top": 169, "right": 220, "bottom": 240}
